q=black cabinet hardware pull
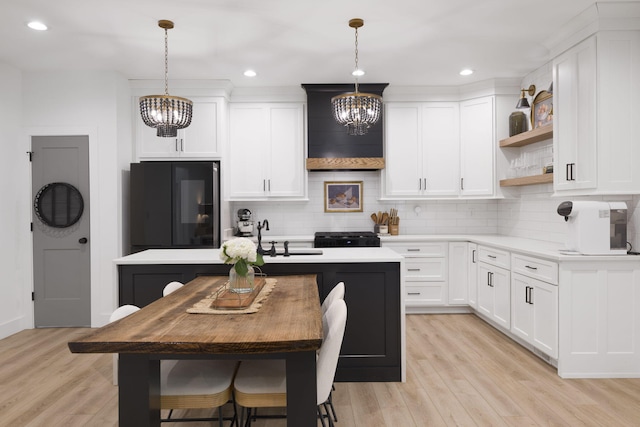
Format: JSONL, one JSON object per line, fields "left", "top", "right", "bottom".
{"left": 525, "top": 265, "right": 538, "bottom": 270}
{"left": 408, "top": 292, "right": 421, "bottom": 296}
{"left": 472, "top": 250, "right": 476, "bottom": 263}
{"left": 407, "top": 268, "right": 421, "bottom": 272}
{"left": 487, "top": 254, "right": 497, "bottom": 259}
{"left": 407, "top": 248, "right": 421, "bottom": 252}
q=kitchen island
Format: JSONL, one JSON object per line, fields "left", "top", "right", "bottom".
{"left": 114, "top": 247, "right": 405, "bottom": 382}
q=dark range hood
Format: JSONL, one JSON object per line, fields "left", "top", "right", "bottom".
{"left": 302, "top": 83, "right": 389, "bottom": 171}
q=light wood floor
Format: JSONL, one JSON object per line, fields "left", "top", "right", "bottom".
{"left": 2, "top": 314, "right": 639, "bottom": 426}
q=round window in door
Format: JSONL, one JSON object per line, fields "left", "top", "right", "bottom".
{"left": 33, "top": 182, "right": 85, "bottom": 228}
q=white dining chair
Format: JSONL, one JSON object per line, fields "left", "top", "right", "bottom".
{"left": 320, "top": 281, "right": 345, "bottom": 422}
{"left": 160, "top": 359, "right": 239, "bottom": 425}
{"left": 109, "top": 305, "right": 141, "bottom": 385}
{"left": 109, "top": 304, "right": 238, "bottom": 425}
{"left": 233, "top": 299, "right": 347, "bottom": 427}
{"left": 163, "top": 281, "right": 184, "bottom": 296}
{"left": 321, "top": 281, "right": 345, "bottom": 315}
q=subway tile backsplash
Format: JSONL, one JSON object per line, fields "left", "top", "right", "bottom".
{"left": 230, "top": 172, "right": 639, "bottom": 250}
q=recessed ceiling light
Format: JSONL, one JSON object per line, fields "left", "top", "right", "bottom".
{"left": 243, "top": 70, "right": 257, "bottom": 77}
{"left": 459, "top": 69, "right": 474, "bottom": 76}
{"left": 352, "top": 69, "right": 365, "bottom": 77}
{"left": 27, "top": 21, "right": 48, "bottom": 31}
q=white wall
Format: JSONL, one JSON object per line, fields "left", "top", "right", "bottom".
{"left": 21, "top": 70, "right": 131, "bottom": 330}
{"left": 230, "top": 171, "right": 499, "bottom": 236}
{"left": 498, "top": 184, "right": 637, "bottom": 248}
{"left": 0, "top": 63, "right": 29, "bottom": 338}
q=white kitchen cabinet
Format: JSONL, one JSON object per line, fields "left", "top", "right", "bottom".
{"left": 384, "top": 103, "right": 460, "bottom": 198}
{"left": 448, "top": 242, "right": 468, "bottom": 305}
{"left": 553, "top": 36, "right": 597, "bottom": 192}
{"left": 459, "top": 96, "right": 495, "bottom": 197}
{"left": 227, "top": 103, "right": 305, "bottom": 200}
{"left": 135, "top": 97, "right": 223, "bottom": 159}
{"left": 467, "top": 242, "right": 478, "bottom": 308}
{"left": 558, "top": 260, "right": 640, "bottom": 378}
{"left": 476, "top": 245, "right": 510, "bottom": 329}
{"left": 383, "top": 241, "right": 449, "bottom": 310}
{"left": 553, "top": 31, "right": 640, "bottom": 195}
{"left": 477, "top": 263, "right": 511, "bottom": 330}
{"left": 596, "top": 31, "right": 640, "bottom": 194}
{"left": 511, "top": 272, "right": 558, "bottom": 359}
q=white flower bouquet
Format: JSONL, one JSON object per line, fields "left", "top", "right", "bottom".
{"left": 219, "top": 237, "right": 265, "bottom": 276}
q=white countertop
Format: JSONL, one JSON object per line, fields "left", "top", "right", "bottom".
{"left": 379, "top": 234, "right": 640, "bottom": 262}
{"left": 119, "top": 235, "right": 640, "bottom": 265}
{"left": 114, "top": 247, "right": 404, "bottom": 265}
{"left": 230, "top": 233, "right": 639, "bottom": 263}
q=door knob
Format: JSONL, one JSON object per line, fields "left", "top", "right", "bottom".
{"left": 79, "top": 237, "right": 88, "bottom": 244}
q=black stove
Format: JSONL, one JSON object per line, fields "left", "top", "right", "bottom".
{"left": 313, "top": 231, "right": 380, "bottom": 248}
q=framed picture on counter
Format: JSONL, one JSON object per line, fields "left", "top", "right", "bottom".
{"left": 532, "top": 90, "right": 553, "bottom": 129}
{"left": 324, "top": 181, "right": 363, "bottom": 213}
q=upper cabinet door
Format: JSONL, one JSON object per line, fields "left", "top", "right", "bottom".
{"left": 228, "top": 105, "right": 270, "bottom": 199}
{"left": 384, "top": 103, "right": 423, "bottom": 197}
{"left": 422, "top": 103, "right": 460, "bottom": 196}
{"left": 459, "top": 96, "right": 495, "bottom": 197}
{"left": 553, "top": 36, "right": 597, "bottom": 192}
{"left": 135, "top": 97, "right": 222, "bottom": 160}
{"left": 180, "top": 98, "right": 221, "bottom": 157}
{"left": 596, "top": 31, "right": 640, "bottom": 194}
{"left": 267, "top": 105, "right": 305, "bottom": 198}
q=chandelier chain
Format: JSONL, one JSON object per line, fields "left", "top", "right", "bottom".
{"left": 164, "top": 27, "right": 169, "bottom": 96}
{"left": 354, "top": 26, "right": 359, "bottom": 93}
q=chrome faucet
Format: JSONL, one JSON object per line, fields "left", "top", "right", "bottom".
{"left": 256, "top": 219, "right": 270, "bottom": 255}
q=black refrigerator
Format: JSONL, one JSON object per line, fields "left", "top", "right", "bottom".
{"left": 130, "top": 161, "right": 220, "bottom": 253}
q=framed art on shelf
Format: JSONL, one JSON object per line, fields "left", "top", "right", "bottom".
{"left": 324, "top": 181, "right": 363, "bottom": 212}
{"left": 532, "top": 90, "right": 553, "bottom": 129}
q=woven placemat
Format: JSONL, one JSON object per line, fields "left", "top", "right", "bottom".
{"left": 187, "top": 278, "right": 277, "bottom": 314}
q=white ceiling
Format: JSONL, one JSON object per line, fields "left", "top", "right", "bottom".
{"left": 0, "top": 0, "right": 624, "bottom": 88}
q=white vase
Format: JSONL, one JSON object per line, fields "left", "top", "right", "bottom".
{"left": 229, "top": 265, "right": 255, "bottom": 294}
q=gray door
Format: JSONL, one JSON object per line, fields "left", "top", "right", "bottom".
{"left": 32, "top": 135, "right": 90, "bottom": 327}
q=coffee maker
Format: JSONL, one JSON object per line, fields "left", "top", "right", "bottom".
{"left": 235, "top": 209, "right": 254, "bottom": 236}
{"left": 557, "top": 201, "right": 628, "bottom": 255}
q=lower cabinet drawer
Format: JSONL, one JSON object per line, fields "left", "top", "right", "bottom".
{"left": 384, "top": 242, "right": 448, "bottom": 257}
{"left": 511, "top": 253, "right": 558, "bottom": 285}
{"left": 406, "top": 283, "right": 447, "bottom": 305}
{"left": 478, "top": 246, "right": 510, "bottom": 269}
{"left": 404, "top": 259, "right": 446, "bottom": 281}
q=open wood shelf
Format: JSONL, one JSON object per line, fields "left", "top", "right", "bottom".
{"left": 499, "top": 125, "right": 553, "bottom": 147}
{"left": 500, "top": 173, "right": 553, "bottom": 187}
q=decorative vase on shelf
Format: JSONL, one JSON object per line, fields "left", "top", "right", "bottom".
{"left": 509, "top": 111, "right": 527, "bottom": 137}
{"left": 229, "top": 265, "right": 255, "bottom": 294}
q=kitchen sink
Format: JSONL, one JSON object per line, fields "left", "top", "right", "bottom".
{"left": 274, "top": 249, "right": 324, "bottom": 256}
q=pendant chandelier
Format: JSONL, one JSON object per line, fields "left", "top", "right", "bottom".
{"left": 331, "top": 18, "right": 383, "bottom": 136}
{"left": 139, "top": 20, "right": 193, "bottom": 138}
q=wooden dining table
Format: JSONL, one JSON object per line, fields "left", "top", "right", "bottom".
{"left": 68, "top": 274, "right": 324, "bottom": 427}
